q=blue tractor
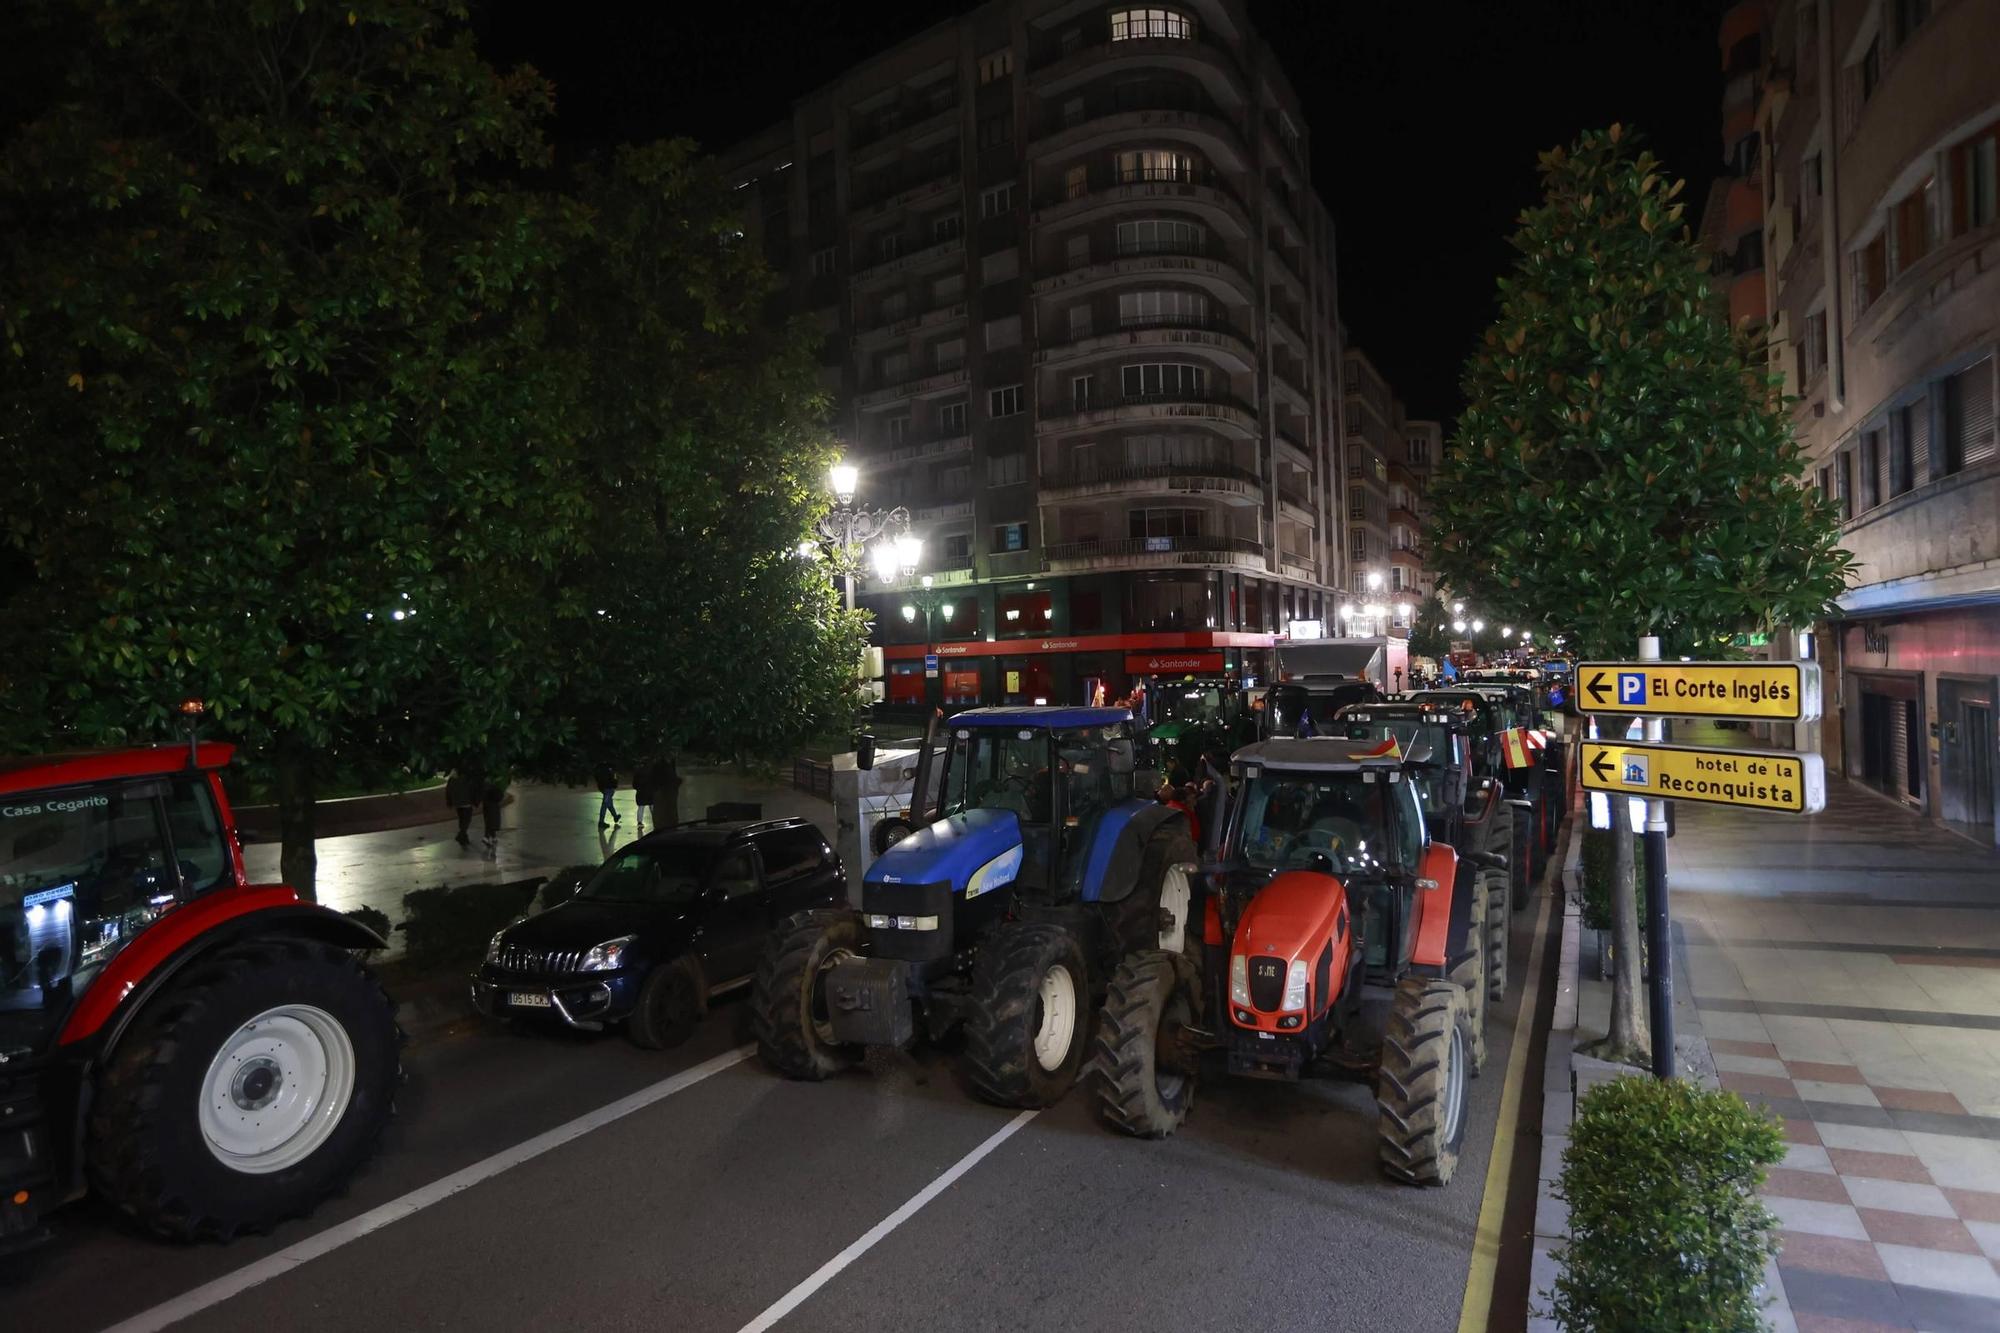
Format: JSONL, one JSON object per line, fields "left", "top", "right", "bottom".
{"left": 751, "top": 706, "right": 1197, "bottom": 1107}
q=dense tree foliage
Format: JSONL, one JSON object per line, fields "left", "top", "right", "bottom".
{"left": 1406, "top": 593, "right": 1451, "bottom": 663}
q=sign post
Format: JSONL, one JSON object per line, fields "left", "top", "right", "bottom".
{"left": 1636, "top": 637, "right": 1674, "bottom": 1081}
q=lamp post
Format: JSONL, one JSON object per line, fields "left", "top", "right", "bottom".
{"left": 816, "top": 460, "right": 912, "bottom": 612}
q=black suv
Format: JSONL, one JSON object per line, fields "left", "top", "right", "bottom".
{"left": 472, "top": 818, "right": 845, "bottom": 1047}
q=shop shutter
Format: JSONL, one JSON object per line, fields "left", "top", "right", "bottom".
{"left": 1888, "top": 699, "right": 1910, "bottom": 801}
{"left": 1873, "top": 428, "right": 1893, "bottom": 506}
{"left": 1952, "top": 357, "right": 1996, "bottom": 469}
{"left": 1906, "top": 397, "right": 1929, "bottom": 490}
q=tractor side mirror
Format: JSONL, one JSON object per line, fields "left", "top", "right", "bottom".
{"left": 855, "top": 733, "right": 876, "bottom": 772}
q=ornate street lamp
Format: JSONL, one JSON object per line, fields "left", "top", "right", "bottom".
{"left": 815, "top": 459, "right": 911, "bottom": 612}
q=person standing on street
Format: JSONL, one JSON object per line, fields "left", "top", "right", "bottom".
{"left": 480, "top": 774, "right": 505, "bottom": 852}
{"left": 594, "top": 762, "right": 621, "bottom": 830}
{"left": 446, "top": 769, "right": 475, "bottom": 847}
{"left": 633, "top": 762, "right": 655, "bottom": 835}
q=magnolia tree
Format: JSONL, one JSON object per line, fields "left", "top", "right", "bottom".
{"left": 1424, "top": 126, "right": 1849, "bottom": 1064}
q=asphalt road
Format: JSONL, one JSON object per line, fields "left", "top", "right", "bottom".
{"left": 6, "top": 897, "right": 1556, "bottom": 1333}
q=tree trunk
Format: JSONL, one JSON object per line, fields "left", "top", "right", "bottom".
{"left": 1605, "top": 819, "right": 1649, "bottom": 1064}
{"left": 275, "top": 736, "right": 318, "bottom": 902}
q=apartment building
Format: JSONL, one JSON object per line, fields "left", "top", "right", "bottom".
{"left": 722, "top": 1, "right": 1347, "bottom": 710}
{"left": 1748, "top": 0, "right": 1999, "bottom": 847}
{"left": 1341, "top": 346, "right": 1430, "bottom": 627}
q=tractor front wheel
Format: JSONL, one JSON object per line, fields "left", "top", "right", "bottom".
{"left": 1510, "top": 806, "right": 1534, "bottom": 911}
{"left": 751, "top": 910, "right": 865, "bottom": 1080}
{"left": 1092, "top": 950, "right": 1200, "bottom": 1138}
{"left": 88, "top": 938, "right": 400, "bottom": 1241}
{"left": 963, "top": 924, "right": 1089, "bottom": 1108}
{"left": 1448, "top": 889, "right": 1489, "bottom": 1077}
{"left": 1482, "top": 868, "right": 1510, "bottom": 1003}
{"left": 1376, "top": 977, "right": 1471, "bottom": 1187}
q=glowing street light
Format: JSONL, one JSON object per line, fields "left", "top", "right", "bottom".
{"left": 1502, "top": 626, "right": 1513, "bottom": 637}
{"left": 829, "top": 462, "right": 859, "bottom": 505}
{"left": 1452, "top": 619, "right": 1467, "bottom": 633}
{"left": 1366, "top": 571, "right": 1385, "bottom": 591}
{"left": 1338, "top": 604, "right": 1355, "bottom": 621}
{"left": 1472, "top": 619, "right": 1485, "bottom": 633}
{"left": 1395, "top": 603, "right": 1411, "bottom": 620}
{"left": 901, "top": 604, "right": 917, "bottom": 622}
{"left": 1451, "top": 601, "right": 1464, "bottom": 615}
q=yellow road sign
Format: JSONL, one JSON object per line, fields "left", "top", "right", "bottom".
{"left": 1574, "top": 660, "right": 1821, "bottom": 722}
{"left": 1579, "top": 740, "right": 1826, "bottom": 814}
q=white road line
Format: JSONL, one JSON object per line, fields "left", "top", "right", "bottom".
{"left": 734, "top": 1108, "right": 1038, "bottom": 1333}
{"left": 103, "top": 1043, "right": 756, "bottom": 1333}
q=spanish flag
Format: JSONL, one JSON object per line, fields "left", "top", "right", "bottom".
{"left": 1499, "top": 727, "right": 1535, "bottom": 769}
{"left": 1359, "top": 736, "right": 1402, "bottom": 760}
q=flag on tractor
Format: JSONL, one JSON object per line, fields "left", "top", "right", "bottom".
{"left": 1499, "top": 726, "right": 1535, "bottom": 769}
{"left": 1358, "top": 736, "right": 1402, "bottom": 760}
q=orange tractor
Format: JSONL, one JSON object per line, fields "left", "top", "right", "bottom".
{"left": 1091, "top": 736, "right": 1496, "bottom": 1185}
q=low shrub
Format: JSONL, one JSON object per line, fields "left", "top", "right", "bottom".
{"left": 1549, "top": 1076, "right": 1785, "bottom": 1333}
{"left": 342, "top": 905, "right": 393, "bottom": 949}
{"left": 1577, "top": 825, "right": 1646, "bottom": 931}
{"left": 397, "top": 877, "right": 543, "bottom": 970}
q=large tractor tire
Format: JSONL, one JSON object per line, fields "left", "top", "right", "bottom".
{"left": 963, "top": 924, "right": 1090, "bottom": 1108}
{"left": 628, "top": 954, "right": 705, "bottom": 1050}
{"left": 1481, "top": 868, "right": 1510, "bottom": 1004}
{"left": 88, "top": 938, "right": 400, "bottom": 1241}
{"left": 1510, "top": 805, "right": 1534, "bottom": 912}
{"left": 1092, "top": 950, "right": 1199, "bottom": 1138}
{"left": 1376, "top": 977, "right": 1471, "bottom": 1187}
{"left": 1448, "top": 885, "right": 1489, "bottom": 1077}
{"left": 751, "top": 909, "right": 865, "bottom": 1080}
{"left": 871, "top": 816, "right": 915, "bottom": 858}
{"left": 1103, "top": 826, "right": 1199, "bottom": 963}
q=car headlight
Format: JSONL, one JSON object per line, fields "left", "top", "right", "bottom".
{"left": 485, "top": 930, "right": 507, "bottom": 964}
{"left": 578, "top": 936, "right": 636, "bottom": 972}
{"left": 1229, "top": 953, "right": 1250, "bottom": 1007}
{"left": 1281, "top": 960, "right": 1309, "bottom": 1012}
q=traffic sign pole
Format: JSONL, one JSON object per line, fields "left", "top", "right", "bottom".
{"left": 1637, "top": 635, "right": 1674, "bottom": 1081}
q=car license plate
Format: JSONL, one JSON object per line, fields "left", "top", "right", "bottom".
{"left": 510, "top": 991, "right": 551, "bottom": 1009}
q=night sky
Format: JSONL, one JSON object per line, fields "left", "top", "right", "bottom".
{"left": 477, "top": 0, "right": 1723, "bottom": 423}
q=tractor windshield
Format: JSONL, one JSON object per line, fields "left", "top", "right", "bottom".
{"left": 2, "top": 776, "right": 233, "bottom": 1022}
{"left": 1236, "top": 770, "right": 1422, "bottom": 877}
{"left": 942, "top": 728, "right": 1054, "bottom": 824}
{"left": 1339, "top": 719, "right": 1457, "bottom": 819}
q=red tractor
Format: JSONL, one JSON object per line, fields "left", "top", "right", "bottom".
{"left": 1092, "top": 737, "right": 1489, "bottom": 1185}
{"left": 0, "top": 742, "right": 399, "bottom": 1251}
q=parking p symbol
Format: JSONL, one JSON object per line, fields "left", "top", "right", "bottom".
{"left": 1617, "top": 672, "right": 1646, "bottom": 706}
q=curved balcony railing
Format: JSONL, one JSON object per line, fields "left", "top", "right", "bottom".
{"left": 1042, "top": 534, "right": 1264, "bottom": 567}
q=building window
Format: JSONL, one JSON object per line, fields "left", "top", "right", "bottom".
{"left": 1949, "top": 121, "right": 1999, "bottom": 235}
{"left": 1892, "top": 400, "right": 1923, "bottom": 496}
{"left": 1891, "top": 0, "right": 1930, "bottom": 45}
{"left": 939, "top": 465, "right": 972, "bottom": 494}
{"left": 941, "top": 532, "right": 973, "bottom": 562}
{"left": 1065, "top": 165, "right": 1088, "bottom": 200}
{"left": 932, "top": 213, "right": 963, "bottom": 243}
{"left": 1071, "top": 374, "right": 1094, "bottom": 411}
{"left": 983, "top": 316, "right": 1020, "bottom": 350}
{"left": 1109, "top": 7, "right": 1196, "bottom": 42}
{"left": 933, "top": 337, "right": 965, "bottom": 372}
{"left": 932, "top": 273, "right": 964, "bottom": 305}
{"left": 1801, "top": 153, "right": 1823, "bottom": 220}
{"left": 1407, "top": 436, "right": 1431, "bottom": 466}
{"left": 1127, "top": 507, "right": 1203, "bottom": 540}
{"left": 1348, "top": 493, "right": 1365, "bottom": 521}
{"left": 992, "top": 521, "right": 1028, "bottom": 552}
{"left": 979, "top": 182, "right": 1014, "bottom": 219}
{"left": 880, "top": 291, "right": 908, "bottom": 324}
{"left": 880, "top": 351, "right": 910, "bottom": 384}
{"left": 1067, "top": 304, "right": 1092, "bottom": 339}
{"left": 977, "top": 112, "right": 1013, "bottom": 150}
{"left": 1804, "top": 309, "right": 1828, "bottom": 378}
{"left": 875, "top": 232, "right": 905, "bottom": 264}
{"left": 1125, "top": 433, "right": 1223, "bottom": 469}
{"left": 1943, "top": 357, "right": 1997, "bottom": 472}
{"left": 989, "top": 384, "right": 1024, "bottom": 418}
{"left": 1065, "top": 233, "right": 1090, "bottom": 268}
{"left": 809, "top": 247, "right": 837, "bottom": 277}
{"left": 1836, "top": 448, "right": 1853, "bottom": 520}
{"left": 1120, "top": 362, "right": 1206, "bottom": 400}
{"left": 938, "top": 399, "right": 968, "bottom": 436}
{"left": 977, "top": 49, "right": 1013, "bottom": 84}
{"left": 1115, "top": 149, "right": 1196, "bottom": 185}
{"left": 980, "top": 248, "right": 1019, "bottom": 285}
{"left": 1858, "top": 429, "right": 1882, "bottom": 510}
{"left": 1859, "top": 38, "right": 1881, "bottom": 103}
{"left": 1816, "top": 464, "right": 1831, "bottom": 497}
{"left": 987, "top": 452, "right": 1027, "bottom": 487}
{"left": 1855, "top": 233, "right": 1888, "bottom": 311}
{"left": 1115, "top": 218, "right": 1205, "bottom": 256}
{"left": 1891, "top": 177, "right": 1935, "bottom": 274}
{"left": 1117, "top": 289, "right": 1210, "bottom": 328}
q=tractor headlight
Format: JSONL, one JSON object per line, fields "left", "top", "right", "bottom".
{"left": 1281, "top": 960, "right": 1309, "bottom": 1012}
{"left": 578, "top": 936, "right": 636, "bottom": 971}
{"left": 1229, "top": 954, "right": 1250, "bottom": 1007}
{"left": 866, "top": 914, "right": 940, "bottom": 931}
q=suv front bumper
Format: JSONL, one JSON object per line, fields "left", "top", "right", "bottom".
{"left": 470, "top": 968, "right": 641, "bottom": 1030}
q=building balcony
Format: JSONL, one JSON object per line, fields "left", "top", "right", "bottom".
{"left": 1270, "top": 368, "right": 1309, "bottom": 414}
{"left": 1267, "top": 247, "right": 1308, "bottom": 299}
{"left": 911, "top": 500, "right": 974, "bottom": 524}
{"left": 850, "top": 97, "right": 959, "bottom": 168}
{"left": 1031, "top": 102, "right": 1246, "bottom": 172}
{"left": 1036, "top": 391, "right": 1259, "bottom": 440}
{"left": 1031, "top": 28, "right": 1246, "bottom": 102}
{"left": 1265, "top": 178, "right": 1307, "bottom": 243}
{"left": 1041, "top": 533, "right": 1265, "bottom": 574}
{"left": 1278, "top": 485, "right": 1315, "bottom": 523}
{"left": 1275, "top": 429, "right": 1310, "bottom": 467}
{"left": 854, "top": 300, "right": 968, "bottom": 347}
{"left": 1040, "top": 460, "right": 1262, "bottom": 506}
{"left": 1033, "top": 317, "right": 1256, "bottom": 373}
{"left": 1278, "top": 554, "right": 1318, "bottom": 583}
{"left": 875, "top": 433, "right": 972, "bottom": 469}
{"left": 1389, "top": 546, "right": 1424, "bottom": 568}
{"left": 1031, "top": 247, "right": 1253, "bottom": 306}
{"left": 852, "top": 169, "right": 962, "bottom": 224}
{"left": 1029, "top": 169, "right": 1249, "bottom": 239}
{"left": 1835, "top": 460, "right": 2000, "bottom": 615}
{"left": 855, "top": 365, "right": 968, "bottom": 410}
{"left": 851, "top": 235, "right": 964, "bottom": 287}
{"left": 1391, "top": 506, "right": 1420, "bottom": 530}
{"left": 1267, "top": 302, "right": 1307, "bottom": 354}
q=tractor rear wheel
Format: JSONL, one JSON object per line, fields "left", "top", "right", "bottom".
{"left": 1448, "top": 888, "right": 1489, "bottom": 1077}
{"left": 1376, "top": 977, "right": 1471, "bottom": 1187}
{"left": 1092, "top": 950, "right": 1199, "bottom": 1138}
{"left": 88, "top": 938, "right": 400, "bottom": 1241}
{"left": 1102, "top": 826, "right": 1199, "bottom": 964}
{"left": 1510, "top": 806, "right": 1533, "bottom": 911}
{"left": 1481, "top": 868, "right": 1510, "bottom": 1003}
{"left": 751, "top": 910, "right": 865, "bottom": 1080}
{"left": 963, "top": 924, "right": 1089, "bottom": 1108}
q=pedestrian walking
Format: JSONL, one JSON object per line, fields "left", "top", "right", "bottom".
{"left": 480, "top": 775, "right": 505, "bottom": 849}
{"left": 446, "top": 769, "right": 476, "bottom": 847}
{"left": 594, "top": 762, "right": 621, "bottom": 830}
{"left": 633, "top": 762, "right": 655, "bottom": 835}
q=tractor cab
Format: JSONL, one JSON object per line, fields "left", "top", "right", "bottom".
{"left": 1332, "top": 701, "right": 1477, "bottom": 843}
{"left": 1263, "top": 676, "right": 1383, "bottom": 740}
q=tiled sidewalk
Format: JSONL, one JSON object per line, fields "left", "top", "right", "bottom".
{"left": 1674, "top": 783, "right": 2000, "bottom": 1333}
